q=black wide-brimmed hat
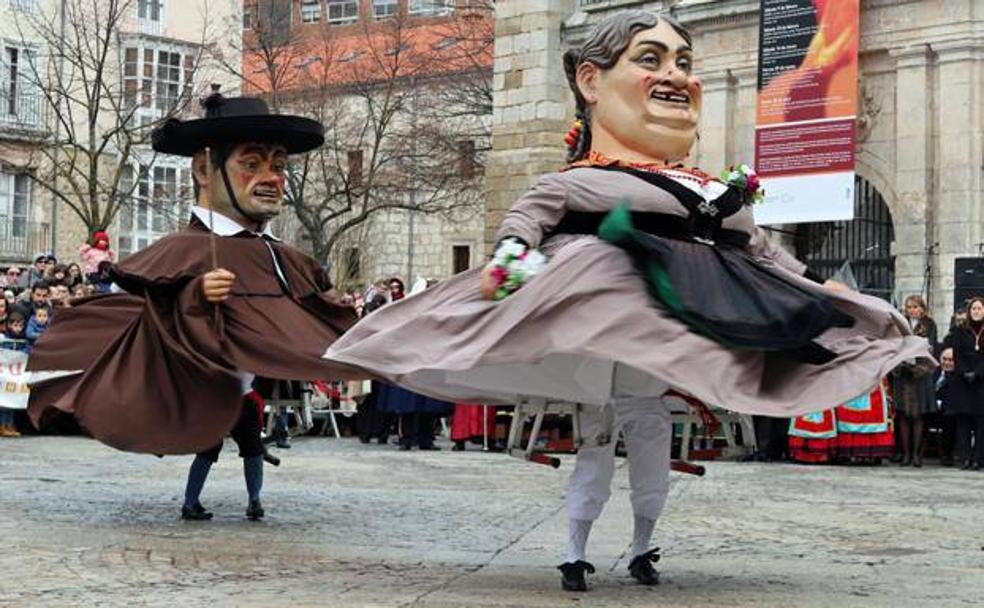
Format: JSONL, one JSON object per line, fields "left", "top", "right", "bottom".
{"left": 151, "top": 88, "right": 324, "bottom": 157}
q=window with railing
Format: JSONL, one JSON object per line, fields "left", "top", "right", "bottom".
{"left": 118, "top": 163, "right": 192, "bottom": 256}
{"left": 137, "top": 0, "right": 162, "bottom": 20}
{"left": 301, "top": 0, "right": 321, "bottom": 23}
{"left": 243, "top": 2, "right": 256, "bottom": 29}
{"left": 123, "top": 44, "right": 195, "bottom": 120}
{"left": 373, "top": 0, "right": 397, "bottom": 19}
{"left": 136, "top": 0, "right": 165, "bottom": 34}
{"left": 0, "top": 45, "right": 40, "bottom": 130}
{"left": 326, "top": 0, "right": 359, "bottom": 25}
{"left": 408, "top": 0, "right": 455, "bottom": 16}
{"left": 8, "top": 0, "right": 40, "bottom": 13}
{"left": 0, "top": 172, "right": 30, "bottom": 240}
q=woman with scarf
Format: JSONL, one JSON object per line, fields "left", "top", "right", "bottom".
{"left": 890, "top": 295, "right": 938, "bottom": 466}
{"left": 325, "top": 10, "right": 932, "bottom": 591}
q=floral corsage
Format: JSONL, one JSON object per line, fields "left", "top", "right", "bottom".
{"left": 720, "top": 164, "right": 765, "bottom": 205}
{"left": 486, "top": 238, "right": 549, "bottom": 300}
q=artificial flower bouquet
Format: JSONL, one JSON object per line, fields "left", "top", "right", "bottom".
{"left": 720, "top": 164, "right": 765, "bottom": 205}
{"left": 486, "top": 238, "right": 549, "bottom": 300}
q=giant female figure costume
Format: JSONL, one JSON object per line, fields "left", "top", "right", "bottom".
{"left": 327, "top": 11, "right": 931, "bottom": 591}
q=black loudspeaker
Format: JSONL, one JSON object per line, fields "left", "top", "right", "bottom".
{"left": 954, "top": 257, "right": 984, "bottom": 310}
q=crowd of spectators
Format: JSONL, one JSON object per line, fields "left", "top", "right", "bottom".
{"left": 0, "top": 253, "right": 116, "bottom": 438}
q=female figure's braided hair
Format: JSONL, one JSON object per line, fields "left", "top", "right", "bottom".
{"left": 562, "top": 11, "right": 693, "bottom": 163}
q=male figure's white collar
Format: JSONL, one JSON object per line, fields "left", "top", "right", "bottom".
{"left": 191, "top": 205, "right": 280, "bottom": 241}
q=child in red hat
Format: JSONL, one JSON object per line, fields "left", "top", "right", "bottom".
{"left": 79, "top": 230, "right": 115, "bottom": 282}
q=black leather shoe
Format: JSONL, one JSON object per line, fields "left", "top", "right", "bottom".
{"left": 181, "top": 503, "right": 213, "bottom": 521}
{"left": 961, "top": 461, "right": 973, "bottom": 470}
{"left": 558, "top": 560, "right": 595, "bottom": 591}
{"left": 398, "top": 443, "right": 412, "bottom": 451}
{"left": 419, "top": 444, "right": 441, "bottom": 451}
{"left": 912, "top": 455, "right": 922, "bottom": 468}
{"left": 628, "top": 548, "right": 661, "bottom": 586}
{"left": 246, "top": 499, "right": 264, "bottom": 520}
{"left": 275, "top": 439, "right": 291, "bottom": 449}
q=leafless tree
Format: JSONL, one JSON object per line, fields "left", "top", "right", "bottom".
{"left": 8, "top": 0, "right": 215, "bottom": 234}
{"left": 237, "top": 4, "right": 493, "bottom": 270}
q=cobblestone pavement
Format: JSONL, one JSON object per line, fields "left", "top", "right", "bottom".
{"left": 2, "top": 436, "right": 983, "bottom": 607}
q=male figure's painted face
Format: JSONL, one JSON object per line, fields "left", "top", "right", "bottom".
{"left": 581, "top": 19, "right": 702, "bottom": 163}
{"left": 195, "top": 142, "right": 289, "bottom": 226}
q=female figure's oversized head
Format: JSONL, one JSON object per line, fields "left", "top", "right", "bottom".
{"left": 563, "top": 11, "right": 700, "bottom": 164}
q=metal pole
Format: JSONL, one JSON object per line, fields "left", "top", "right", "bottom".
{"left": 482, "top": 404, "right": 489, "bottom": 451}
{"left": 49, "top": 0, "right": 68, "bottom": 255}
{"left": 406, "top": 80, "right": 417, "bottom": 282}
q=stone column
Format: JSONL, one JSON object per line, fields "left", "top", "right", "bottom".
{"left": 484, "top": 0, "right": 576, "bottom": 253}
{"left": 694, "top": 71, "right": 735, "bottom": 172}
{"left": 889, "top": 45, "right": 933, "bottom": 312}
{"left": 932, "top": 40, "right": 983, "bottom": 316}
{"left": 731, "top": 66, "right": 758, "bottom": 169}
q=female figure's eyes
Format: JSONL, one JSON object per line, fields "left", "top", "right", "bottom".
{"left": 241, "top": 158, "right": 260, "bottom": 172}
{"left": 637, "top": 52, "right": 660, "bottom": 67}
{"left": 676, "top": 56, "right": 693, "bottom": 74}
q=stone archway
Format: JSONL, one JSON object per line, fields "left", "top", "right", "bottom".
{"left": 794, "top": 175, "right": 896, "bottom": 301}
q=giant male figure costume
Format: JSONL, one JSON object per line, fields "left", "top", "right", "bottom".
{"left": 28, "top": 92, "right": 358, "bottom": 517}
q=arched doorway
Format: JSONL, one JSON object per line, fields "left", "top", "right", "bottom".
{"left": 794, "top": 176, "right": 895, "bottom": 301}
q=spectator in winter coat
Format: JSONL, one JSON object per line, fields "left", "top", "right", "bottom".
{"left": 80, "top": 231, "right": 114, "bottom": 280}
{"left": 26, "top": 306, "right": 51, "bottom": 342}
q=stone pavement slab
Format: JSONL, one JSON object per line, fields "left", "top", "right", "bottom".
{"left": 1, "top": 436, "right": 982, "bottom": 607}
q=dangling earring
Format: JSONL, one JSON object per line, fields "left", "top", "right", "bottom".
{"left": 564, "top": 118, "right": 584, "bottom": 148}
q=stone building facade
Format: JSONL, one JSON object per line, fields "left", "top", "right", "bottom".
{"left": 241, "top": 0, "right": 490, "bottom": 291}
{"left": 0, "top": 0, "right": 241, "bottom": 270}
{"left": 488, "top": 0, "right": 984, "bottom": 321}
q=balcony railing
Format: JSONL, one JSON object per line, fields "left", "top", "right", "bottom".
{"left": 0, "top": 91, "right": 45, "bottom": 135}
{"left": 577, "top": 0, "right": 646, "bottom": 10}
{"left": 0, "top": 220, "right": 51, "bottom": 263}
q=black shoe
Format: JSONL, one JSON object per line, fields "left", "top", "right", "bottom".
{"left": 246, "top": 499, "right": 264, "bottom": 520}
{"left": 181, "top": 503, "right": 213, "bottom": 521}
{"left": 900, "top": 455, "right": 912, "bottom": 467}
{"left": 451, "top": 442, "right": 465, "bottom": 452}
{"left": 419, "top": 444, "right": 441, "bottom": 451}
{"left": 558, "top": 560, "right": 595, "bottom": 592}
{"left": 889, "top": 452, "right": 903, "bottom": 464}
{"left": 973, "top": 462, "right": 982, "bottom": 471}
{"left": 398, "top": 443, "right": 412, "bottom": 451}
{"left": 912, "top": 455, "right": 922, "bottom": 468}
{"left": 961, "top": 461, "right": 973, "bottom": 470}
{"left": 275, "top": 439, "right": 291, "bottom": 449}
{"left": 942, "top": 457, "right": 954, "bottom": 467}
{"left": 377, "top": 437, "right": 388, "bottom": 445}
{"left": 628, "top": 548, "right": 661, "bottom": 586}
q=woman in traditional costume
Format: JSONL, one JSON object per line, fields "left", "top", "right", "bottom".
{"left": 787, "top": 378, "right": 895, "bottom": 464}
{"left": 324, "top": 11, "right": 931, "bottom": 590}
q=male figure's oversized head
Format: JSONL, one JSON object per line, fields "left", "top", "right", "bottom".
{"left": 151, "top": 89, "right": 324, "bottom": 230}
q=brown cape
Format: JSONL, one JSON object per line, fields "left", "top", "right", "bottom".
{"left": 27, "top": 219, "right": 358, "bottom": 454}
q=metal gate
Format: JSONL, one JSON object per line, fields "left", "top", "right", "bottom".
{"left": 794, "top": 176, "right": 895, "bottom": 301}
